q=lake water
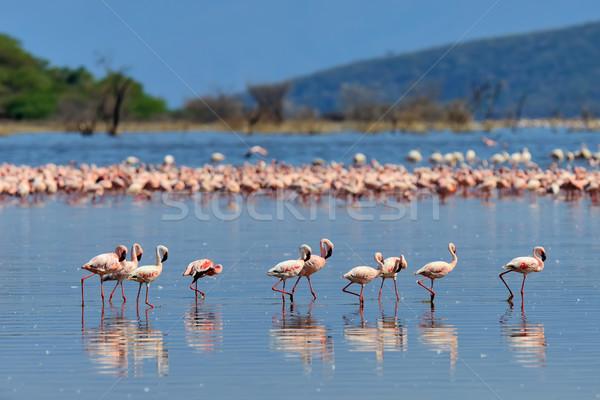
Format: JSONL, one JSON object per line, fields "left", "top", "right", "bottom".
{"left": 1, "top": 129, "right": 600, "bottom": 399}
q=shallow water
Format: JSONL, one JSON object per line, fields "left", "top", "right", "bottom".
{"left": 0, "top": 127, "right": 599, "bottom": 168}
{"left": 1, "top": 194, "right": 600, "bottom": 399}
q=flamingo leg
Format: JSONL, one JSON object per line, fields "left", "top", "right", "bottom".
{"left": 291, "top": 276, "right": 302, "bottom": 296}
{"left": 418, "top": 277, "right": 435, "bottom": 300}
{"left": 81, "top": 273, "right": 95, "bottom": 306}
{"left": 136, "top": 282, "right": 142, "bottom": 304}
{"left": 378, "top": 278, "right": 385, "bottom": 300}
{"left": 393, "top": 278, "right": 400, "bottom": 301}
{"left": 499, "top": 270, "right": 514, "bottom": 300}
{"left": 359, "top": 285, "right": 365, "bottom": 305}
{"left": 343, "top": 282, "right": 363, "bottom": 304}
{"left": 100, "top": 276, "right": 105, "bottom": 304}
{"left": 120, "top": 282, "right": 126, "bottom": 303}
{"left": 306, "top": 276, "right": 317, "bottom": 300}
{"left": 520, "top": 274, "right": 527, "bottom": 296}
{"left": 191, "top": 280, "right": 205, "bottom": 298}
{"left": 145, "top": 283, "right": 154, "bottom": 308}
{"left": 108, "top": 282, "right": 119, "bottom": 303}
{"left": 272, "top": 279, "right": 293, "bottom": 301}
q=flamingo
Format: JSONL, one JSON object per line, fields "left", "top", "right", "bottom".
{"left": 246, "top": 145, "right": 268, "bottom": 158}
{"left": 126, "top": 245, "right": 169, "bottom": 308}
{"left": 102, "top": 243, "right": 143, "bottom": 303}
{"left": 341, "top": 263, "right": 382, "bottom": 306}
{"left": 182, "top": 259, "right": 223, "bottom": 299}
{"left": 291, "top": 238, "right": 333, "bottom": 299}
{"left": 374, "top": 252, "right": 407, "bottom": 301}
{"left": 267, "top": 244, "right": 312, "bottom": 301}
{"left": 81, "top": 245, "right": 127, "bottom": 306}
{"left": 414, "top": 243, "right": 457, "bottom": 301}
{"left": 499, "top": 246, "right": 546, "bottom": 301}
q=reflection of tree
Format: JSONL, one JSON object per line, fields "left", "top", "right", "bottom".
{"left": 418, "top": 306, "right": 458, "bottom": 371}
{"left": 343, "top": 302, "right": 407, "bottom": 363}
{"left": 81, "top": 306, "right": 168, "bottom": 377}
{"left": 500, "top": 305, "right": 546, "bottom": 368}
{"left": 184, "top": 302, "right": 223, "bottom": 353}
{"left": 270, "top": 302, "right": 334, "bottom": 375}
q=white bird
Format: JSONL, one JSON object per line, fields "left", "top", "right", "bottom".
{"left": 499, "top": 246, "right": 546, "bottom": 301}
{"left": 127, "top": 245, "right": 168, "bottom": 308}
{"left": 374, "top": 252, "right": 407, "bottom": 300}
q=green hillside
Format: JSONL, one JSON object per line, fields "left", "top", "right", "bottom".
{"left": 0, "top": 33, "right": 166, "bottom": 121}
{"left": 287, "top": 21, "right": 600, "bottom": 118}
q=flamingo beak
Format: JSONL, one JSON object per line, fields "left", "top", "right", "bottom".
{"left": 541, "top": 252, "right": 546, "bottom": 261}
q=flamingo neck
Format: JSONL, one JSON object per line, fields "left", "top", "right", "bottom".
{"left": 320, "top": 241, "right": 327, "bottom": 258}
{"left": 533, "top": 250, "right": 543, "bottom": 267}
{"left": 155, "top": 247, "right": 162, "bottom": 266}
{"left": 449, "top": 250, "right": 458, "bottom": 269}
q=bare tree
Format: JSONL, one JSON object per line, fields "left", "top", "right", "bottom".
{"left": 247, "top": 82, "right": 291, "bottom": 125}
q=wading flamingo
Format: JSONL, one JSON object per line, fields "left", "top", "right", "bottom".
{"left": 102, "top": 243, "right": 143, "bottom": 304}
{"left": 182, "top": 259, "right": 223, "bottom": 299}
{"left": 341, "top": 263, "right": 382, "bottom": 306}
{"left": 375, "top": 252, "right": 407, "bottom": 301}
{"left": 127, "top": 245, "right": 169, "bottom": 309}
{"left": 246, "top": 145, "right": 268, "bottom": 157}
{"left": 291, "top": 239, "right": 333, "bottom": 299}
{"left": 81, "top": 245, "right": 127, "bottom": 306}
{"left": 268, "top": 244, "right": 312, "bottom": 302}
{"left": 415, "top": 243, "right": 457, "bottom": 301}
{"left": 499, "top": 246, "right": 546, "bottom": 301}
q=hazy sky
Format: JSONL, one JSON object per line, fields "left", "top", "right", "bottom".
{"left": 2, "top": 1, "right": 599, "bottom": 107}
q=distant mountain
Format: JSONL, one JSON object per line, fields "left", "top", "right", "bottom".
{"left": 285, "top": 21, "right": 600, "bottom": 118}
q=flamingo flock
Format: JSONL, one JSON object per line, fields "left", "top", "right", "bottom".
{"left": 3, "top": 148, "right": 600, "bottom": 205}
{"left": 80, "top": 238, "right": 546, "bottom": 308}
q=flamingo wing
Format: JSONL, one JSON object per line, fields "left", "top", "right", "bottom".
{"left": 183, "top": 259, "right": 214, "bottom": 276}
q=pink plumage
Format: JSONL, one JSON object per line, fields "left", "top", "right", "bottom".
{"left": 499, "top": 246, "right": 546, "bottom": 300}
{"left": 415, "top": 243, "right": 457, "bottom": 301}
{"left": 375, "top": 252, "right": 407, "bottom": 301}
{"left": 268, "top": 244, "right": 312, "bottom": 301}
{"left": 291, "top": 238, "right": 333, "bottom": 299}
{"left": 341, "top": 264, "right": 382, "bottom": 305}
{"left": 183, "top": 259, "right": 223, "bottom": 299}
{"left": 102, "top": 243, "right": 143, "bottom": 303}
{"left": 81, "top": 245, "right": 127, "bottom": 306}
{"left": 127, "top": 245, "right": 168, "bottom": 308}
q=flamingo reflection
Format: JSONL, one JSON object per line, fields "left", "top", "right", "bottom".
{"left": 418, "top": 305, "right": 458, "bottom": 371}
{"left": 270, "top": 302, "right": 334, "bottom": 374}
{"left": 81, "top": 305, "right": 169, "bottom": 377}
{"left": 500, "top": 303, "right": 546, "bottom": 367}
{"left": 184, "top": 302, "right": 223, "bottom": 353}
{"left": 343, "top": 302, "right": 407, "bottom": 364}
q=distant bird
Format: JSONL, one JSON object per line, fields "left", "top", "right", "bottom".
{"left": 415, "top": 243, "right": 457, "bottom": 301}
{"left": 267, "top": 244, "right": 312, "bottom": 301}
{"left": 164, "top": 154, "right": 175, "bottom": 165}
{"left": 499, "top": 246, "right": 546, "bottom": 300}
{"left": 210, "top": 152, "right": 225, "bottom": 163}
{"left": 374, "top": 252, "right": 407, "bottom": 301}
{"left": 81, "top": 245, "right": 127, "bottom": 306}
{"left": 482, "top": 137, "right": 498, "bottom": 147}
{"left": 182, "top": 259, "right": 223, "bottom": 299}
{"left": 246, "top": 145, "right": 268, "bottom": 158}
{"left": 127, "top": 245, "right": 169, "bottom": 308}
{"left": 291, "top": 238, "right": 333, "bottom": 299}
{"left": 341, "top": 263, "right": 382, "bottom": 306}
{"left": 352, "top": 153, "right": 367, "bottom": 166}
{"left": 406, "top": 150, "right": 423, "bottom": 163}
{"left": 102, "top": 243, "right": 143, "bottom": 303}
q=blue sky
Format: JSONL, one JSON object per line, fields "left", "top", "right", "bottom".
{"left": 2, "top": 1, "right": 599, "bottom": 107}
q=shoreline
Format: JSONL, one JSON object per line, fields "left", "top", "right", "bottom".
{"left": 1, "top": 117, "right": 600, "bottom": 136}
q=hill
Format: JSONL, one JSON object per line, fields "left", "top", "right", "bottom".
{"left": 285, "top": 21, "right": 600, "bottom": 118}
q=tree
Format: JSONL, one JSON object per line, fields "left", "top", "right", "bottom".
{"left": 247, "top": 82, "right": 291, "bottom": 125}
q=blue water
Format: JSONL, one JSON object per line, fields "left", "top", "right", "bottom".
{"left": 0, "top": 127, "right": 598, "bottom": 168}
{"left": 1, "top": 130, "right": 600, "bottom": 399}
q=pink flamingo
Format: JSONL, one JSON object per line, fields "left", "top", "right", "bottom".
{"left": 415, "top": 243, "right": 457, "bottom": 301}
{"left": 374, "top": 252, "right": 407, "bottom": 301}
{"left": 102, "top": 243, "right": 143, "bottom": 303}
{"left": 341, "top": 263, "right": 382, "bottom": 306}
{"left": 126, "top": 245, "right": 169, "bottom": 308}
{"left": 81, "top": 245, "right": 127, "bottom": 306}
{"left": 291, "top": 238, "right": 333, "bottom": 299}
{"left": 499, "top": 246, "right": 546, "bottom": 301}
{"left": 267, "top": 244, "right": 312, "bottom": 301}
{"left": 246, "top": 145, "right": 268, "bottom": 158}
{"left": 182, "top": 259, "right": 223, "bottom": 299}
